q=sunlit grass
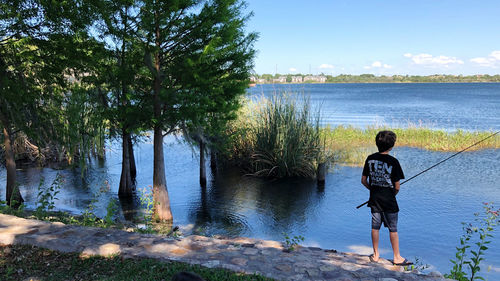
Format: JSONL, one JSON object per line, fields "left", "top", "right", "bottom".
{"left": 322, "top": 125, "right": 500, "bottom": 166}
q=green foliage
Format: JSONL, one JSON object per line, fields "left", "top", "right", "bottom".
{"left": 136, "top": 187, "right": 155, "bottom": 234}
{"left": 227, "top": 93, "right": 331, "bottom": 178}
{"left": 0, "top": 199, "right": 25, "bottom": 217}
{"left": 104, "top": 198, "right": 118, "bottom": 228}
{"left": 445, "top": 203, "right": 500, "bottom": 281}
{"left": 403, "top": 257, "right": 429, "bottom": 272}
{"left": 34, "top": 175, "right": 62, "bottom": 220}
{"left": 282, "top": 232, "right": 304, "bottom": 252}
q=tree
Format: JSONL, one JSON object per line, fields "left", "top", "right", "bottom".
{"left": 179, "top": 1, "right": 257, "bottom": 186}
{"left": 0, "top": 0, "right": 99, "bottom": 206}
{"left": 138, "top": 0, "right": 256, "bottom": 221}
{"left": 94, "top": 0, "right": 148, "bottom": 197}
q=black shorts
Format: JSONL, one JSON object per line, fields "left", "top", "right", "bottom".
{"left": 371, "top": 212, "right": 398, "bottom": 232}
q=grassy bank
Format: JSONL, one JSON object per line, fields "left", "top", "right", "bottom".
{"left": 0, "top": 244, "right": 272, "bottom": 281}
{"left": 322, "top": 125, "right": 500, "bottom": 166}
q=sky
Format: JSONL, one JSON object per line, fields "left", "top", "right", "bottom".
{"left": 244, "top": 0, "right": 500, "bottom": 75}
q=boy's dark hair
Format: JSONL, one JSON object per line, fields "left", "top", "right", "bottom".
{"left": 172, "top": 272, "right": 205, "bottom": 281}
{"left": 376, "top": 130, "right": 397, "bottom": 152}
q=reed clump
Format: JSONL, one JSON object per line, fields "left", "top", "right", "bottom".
{"left": 225, "top": 93, "right": 331, "bottom": 178}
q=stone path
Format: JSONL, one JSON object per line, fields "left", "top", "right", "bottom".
{"left": 0, "top": 214, "right": 451, "bottom": 281}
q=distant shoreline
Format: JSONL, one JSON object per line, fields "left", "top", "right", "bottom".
{"left": 252, "top": 81, "right": 500, "bottom": 85}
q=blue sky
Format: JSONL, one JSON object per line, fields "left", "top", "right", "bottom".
{"left": 244, "top": 0, "right": 500, "bottom": 75}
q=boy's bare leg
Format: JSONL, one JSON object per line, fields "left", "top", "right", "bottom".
{"left": 389, "top": 232, "right": 405, "bottom": 263}
{"left": 371, "top": 229, "right": 380, "bottom": 261}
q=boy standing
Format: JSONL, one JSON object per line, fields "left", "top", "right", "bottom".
{"left": 361, "top": 130, "right": 412, "bottom": 266}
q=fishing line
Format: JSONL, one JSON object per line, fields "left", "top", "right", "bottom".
{"left": 356, "top": 130, "right": 500, "bottom": 209}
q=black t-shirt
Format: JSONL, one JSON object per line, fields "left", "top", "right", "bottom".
{"left": 362, "top": 153, "right": 405, "bottom": 213}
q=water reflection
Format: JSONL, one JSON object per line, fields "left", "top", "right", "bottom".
{"left": 187, "top": 167, "right": 325, "bottom": 237}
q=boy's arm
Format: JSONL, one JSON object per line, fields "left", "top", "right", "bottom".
{"left": 394, "top": 181, "right": 400, "bottom": 195}
{"left": 361, "top": 175, "right": 370, "bottom": 190}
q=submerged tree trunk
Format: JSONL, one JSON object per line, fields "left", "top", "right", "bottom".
{"left": 2, "top": 121, "right": 24, "bottom": 207}
{"left": 152, "top": 125, "right": 173, "bottom": 222}
{"left": 200, "top": 140, "right": 206, "bottom": 187}
{"left": 118, "top": 130, "right": 134, "bottom": 197}
{"left": 128, "top": 134, "right": 136, "bottom": 182}
{"left": 210, "top": 149, "right": 217, "bottom": 172}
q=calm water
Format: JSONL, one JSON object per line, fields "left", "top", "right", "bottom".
{"left": 1, "top": 83, "right": 500, "bottom": 278}
{"left": 248, "top": 83, "right": 500, "bottom": 131}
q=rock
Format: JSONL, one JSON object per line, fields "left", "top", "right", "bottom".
{"left": 306, "top": 268, "right": 320, "bottom": 277}
{"left": 379, "top": 278, "right": 398, "bottom": 281}
{"left": 275, "top": 264, "right": 292, "bottom": 272}
{"left": 428, "top": 271, "right": 444, "bottom": 278}
{"left": 319, "top": 265, "right": 337, "bottom": 272}
{"left": 341, "top": 263, "right": 362, "bottom": 271}
{"left": 202, "top": 260, "right": 220, "bottom": 268}
{"left": 243, "top": 248, "right": 259, "bottom": 255}
{"left": 231, "top": 257, "right": 248, "bottom": 266}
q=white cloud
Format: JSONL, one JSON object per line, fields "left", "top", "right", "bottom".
{"left": 470, "top": 50, "right": 500, "bottom": 68}
{"left": 404, "top": 53, "right": 464, "bottom": 67}
{"left": 319, "top": 64, "right": 334, "bottom": 69}
{"left": 364, "top": 61, "right": 392, "bottom": 70}
{"left": 289, "top": 67, "right": 297, "bottom": 72}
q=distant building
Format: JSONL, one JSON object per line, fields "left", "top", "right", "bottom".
{"left": 273, "top": 76, "right": 287, "bottom": 83}
{"left": 291, "top": 76, "right": 303, "bottom": 83}
{"left": 303, "top": 75, "right": 327, "bottom": 83}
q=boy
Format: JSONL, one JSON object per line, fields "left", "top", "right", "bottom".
{"left": 361, "top": 130, "right": 412, "bottom": 266}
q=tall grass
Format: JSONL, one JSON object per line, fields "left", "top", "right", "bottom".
{"left": 226, "top": 93, "right": 330, "bottom": 178}
{"left": 322, "top": 125, "right": 500, "bottom": 166}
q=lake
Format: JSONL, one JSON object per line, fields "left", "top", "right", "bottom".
{"left": 1, "top": 83, "right": 500, "bottom": 278}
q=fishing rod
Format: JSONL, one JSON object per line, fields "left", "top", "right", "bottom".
{"left": 356, "top": 130, "right": 500, "bottom": 209}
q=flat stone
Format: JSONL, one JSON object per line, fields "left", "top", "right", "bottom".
{"left": 322, "top": 270, "right": 343, "bottom": 279}
{"left": 379, "top": 278, "right": 398, "bottom": 281}
{"left": 243, "top": 248, "right": 259, "bottom": 255}
{"left": 306, "top": 268, "right": 320, "bottom": 277}
{"left": 275, "top": 263, "right": 292, "bottom": 272}
{"left": 341, "top": 263, "right": 362, "bottom": 271}
{"left": 319, "top": 265, "right": 337, "bottom": 271}
{"left": 202, "top": 260, "right": 220, "bottom": 268}
{"left": 231, "top": 257, "right": 248, "bottom": 266}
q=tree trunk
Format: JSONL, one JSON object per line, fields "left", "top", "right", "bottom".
{"left": 200, "top": 140, "right": 207, "bottom": 187}
{"left": 118, "top": 130, "right": 134, "bottom": 197}
{"left": 210, "top": 149, "right": 217, "bottom": 172}
{"left": 150, "top": 7, "right": 173, "bottom": 222}
{"left": 317, "top": 162, "right": 326, "bottom": 185}
{"left": 128, "top": 134, "right": 136, "bottom": 182}
{"left": 152, "top": 125, "right": 173, "bottom": 222}
{"left": 2, "top": 123, "right": 23, "bottom": 207}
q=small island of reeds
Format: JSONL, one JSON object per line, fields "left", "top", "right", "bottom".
{"left": 225, "top": 93, "right": 500, "bottom": 169}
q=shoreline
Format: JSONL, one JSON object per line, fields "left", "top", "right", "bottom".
{"left": 0, "top": 214, "right": 451, "bottom": 281}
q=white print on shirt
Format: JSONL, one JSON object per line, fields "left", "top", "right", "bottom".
{"left": 367, "top": 159, "right": 393, "bottom": 188}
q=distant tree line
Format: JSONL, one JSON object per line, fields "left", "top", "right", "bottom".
{"left": 252, "top": 73, "right": 500, "bottom": 83}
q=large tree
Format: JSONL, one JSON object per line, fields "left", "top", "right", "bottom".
{"left": 94, "top": 0, "right": 148, "bottom": 197}
{"left": 0, "top": 0, "right": 99, "bottom": 206}
{"left": 138, "top": 0, "right": 256, "bottom": 221}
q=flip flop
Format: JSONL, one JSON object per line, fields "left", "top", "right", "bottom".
{"left": 393, "top": 258, "right": 413, "bottom": 266}
{"left": 369, "top": 255, "right": 379, "bottom": 263}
